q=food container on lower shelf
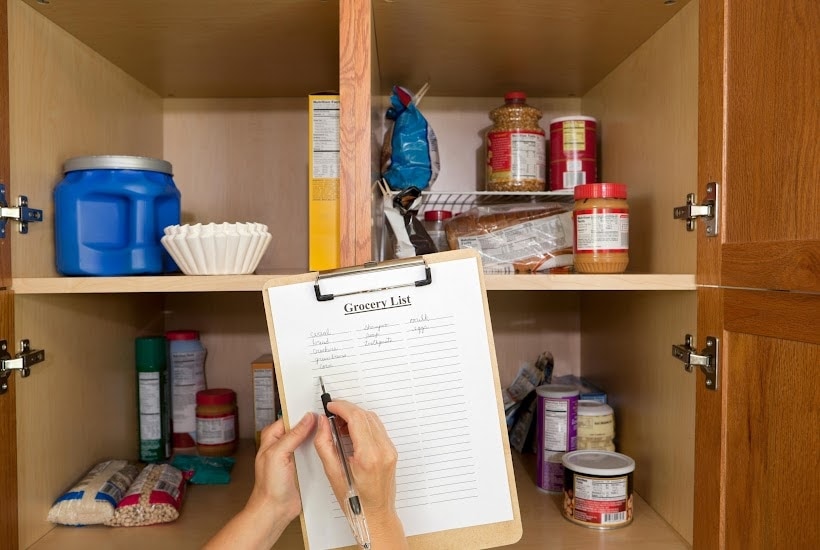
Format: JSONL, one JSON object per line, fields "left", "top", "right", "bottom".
{"left": 562, "top": 450, "right": 635, "bottom": 529}
{"left": 54, "top": 155, "right": 181, "bottom": 276}
{"left": 161, "top": 222, "right": 272, "bottom": 275}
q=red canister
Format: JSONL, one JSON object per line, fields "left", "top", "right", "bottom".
{"left": 549, "top": 116, "right": 598, "bottom": 191}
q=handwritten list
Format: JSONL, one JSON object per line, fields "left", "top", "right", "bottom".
{"left": 266, "top": 257, "right": 513, "bottom": 549}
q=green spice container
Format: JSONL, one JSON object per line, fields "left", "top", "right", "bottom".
{"left": 136, "top": 336, "right": 171, "bottom": 462}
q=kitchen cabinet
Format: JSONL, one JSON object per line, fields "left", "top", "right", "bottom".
{"left": 0, "top": 1, "right": 817, "bottom": 549}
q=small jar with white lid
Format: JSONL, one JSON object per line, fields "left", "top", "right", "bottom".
{"left": 576, "top": 400, "right": 615, "bottom": 451}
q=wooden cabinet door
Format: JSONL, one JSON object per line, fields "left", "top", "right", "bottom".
{"left": 696, "top": 1, "right": 819, "bottom": 548}
{"left": 0, "top": 1, "right": 18, "bottom": 548}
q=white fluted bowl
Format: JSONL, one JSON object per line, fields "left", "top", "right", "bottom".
{"left": 161, "top": 222, "right": 272, "bottom": 275}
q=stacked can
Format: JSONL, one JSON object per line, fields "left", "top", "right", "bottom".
{"left": 536, "top": 384, "right": 579, "bottom": 492}
{"left": 549, "top": 116, "right": 598, "bottom": 191}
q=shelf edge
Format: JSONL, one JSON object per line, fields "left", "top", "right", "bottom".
{"left": 12, "top": 274, "right": 696, "bottom": 294}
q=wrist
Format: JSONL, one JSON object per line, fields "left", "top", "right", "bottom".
{"left": 244, "top": 493, "right": 297, "bottom": 541}
{"left": 365, "top": 507, "right": 405, "bottom": 539}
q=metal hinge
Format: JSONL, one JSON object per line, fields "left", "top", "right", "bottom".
{"left": 673, "top": 182, "right": 719, "bottom": 236}
{"left": 0, "top": 339, "right": 46, "bottom": 394}
{"left": 0, "top": 183, "right": 44, "bottom": 238}
{"left": 672, "top": 334, "right": 719, "bottom": 390}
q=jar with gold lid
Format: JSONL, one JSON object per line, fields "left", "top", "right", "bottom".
{"left": 485, "top": 92, "right": 546, "bottom": 192}
{"left": 573, "top": 183, "right": 629, "bottom": 273}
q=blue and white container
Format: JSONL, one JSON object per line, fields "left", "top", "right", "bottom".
{"left": 54, "top": 155, "right": 181, "bottom": 275}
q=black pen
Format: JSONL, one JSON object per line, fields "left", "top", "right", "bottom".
{"left": 319, "top": 376, "right": 371, "bottom": 549}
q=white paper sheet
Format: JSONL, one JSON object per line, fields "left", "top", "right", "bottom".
{"left": 266, "top": 257, "right": 513, "bottom": 550}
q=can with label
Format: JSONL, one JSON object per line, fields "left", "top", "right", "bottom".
{"left": 576, "top": 400, "right": 616, "bottom": 451}
{"left": 536, "top": 384, "right": 579, "bottom": 492}
{"left": 549, "top": 116, "right": 598, "bottom": 191}
{"left": 135, "top": 336, "right": 171, "bottom": 463}
{"left": 562, "top": 450, "right": 635, "bottom": 529}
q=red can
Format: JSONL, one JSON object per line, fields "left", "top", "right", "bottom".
{"left": 549, "top": 116, "right": 598, "bottom": 191}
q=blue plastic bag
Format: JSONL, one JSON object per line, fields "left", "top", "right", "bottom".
{"left": 380, "top": 85, "right": 439, "bottom": 191}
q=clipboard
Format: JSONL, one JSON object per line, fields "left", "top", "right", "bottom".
{"left": 262, "top": 249, "right": 522, "bottom": 549}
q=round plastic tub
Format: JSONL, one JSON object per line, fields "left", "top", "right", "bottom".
{"left": 54, "top": 155, "right": 181, "bottom": 275}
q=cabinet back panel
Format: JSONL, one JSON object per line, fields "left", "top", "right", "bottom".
{"left": 164, "top": 293, "right": 272, "bottom": 441}
{"left": 488, "top": 291, "right": 580, "bottom": 386}
{"left": 9, "top": 0, "right": 164, "bottom": 279}
{"left": 582, "top": 1, "right": 698, "bottom": 275}
{"left": 581, "top": 291, "right": 696, "bottom": 544}
{"left": 164, "top": 291, "right": 582, "bottom": 440}
{"left": 162, "top": 99, "right": 309, "bottom": 272}
{"left": 390, "top": 96, "right": 581, "bottom": 195}
{"left": 14, "top": 294, "right": 164, "bottom": 548}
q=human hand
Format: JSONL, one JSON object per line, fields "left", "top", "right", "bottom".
{"left": 313, "top": 400, "right": 399, "bottom": 522}
{"left": 247, "top": 412, "right": 317, "bottom": 522}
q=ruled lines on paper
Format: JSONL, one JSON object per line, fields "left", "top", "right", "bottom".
{"left": 308, "top": 312, "right": 479, "bottom": 513}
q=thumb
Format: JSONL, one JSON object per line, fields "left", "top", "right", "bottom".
{"left": 314, "top": 415, "right": 347, "bottom": 502}
{"left": 274, "top": 412, "right": 317, "bottom": 454}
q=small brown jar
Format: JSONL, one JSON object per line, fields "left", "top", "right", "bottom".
{"left": 196, "top": 388, "right": 238, "bottom": 456}
{"left": 573, "top": 183, "right": 629, "bottom": 273}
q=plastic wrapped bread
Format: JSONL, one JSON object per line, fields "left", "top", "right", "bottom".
{"left": 444, "top": 203, "right": 574, "bottom": 273}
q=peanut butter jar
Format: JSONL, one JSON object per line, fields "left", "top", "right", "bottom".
{"left": 573, "top": 183, "right": 629, "bottom": 273}
{"left": 196, "top": 389, "right": 238, "bottom": 456}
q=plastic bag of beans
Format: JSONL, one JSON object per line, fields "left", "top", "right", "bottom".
{"left": 106, "top": 464, "right": 187, "bottom": 527}
{"left": 47, "top": 460, "right": 140, "bottom": 525}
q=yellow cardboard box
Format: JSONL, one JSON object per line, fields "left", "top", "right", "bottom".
{"left": 251, "top": 354, "right": 279, "bottom": 448}
{"left": 309, "top": 93, "right": 340, "bottom": 271}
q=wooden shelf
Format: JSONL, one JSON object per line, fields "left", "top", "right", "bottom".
{"left": 483, "top": 274, "right": 696, "bottom": 291}
{"left": 12, "top": 273, "right": 696, "bottom": 295}
{"left": 30, "top": 442, "right": 688, "bottom": 549}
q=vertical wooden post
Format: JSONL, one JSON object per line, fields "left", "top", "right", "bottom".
{"left": 339, "top": 0, "right": 372, "bottom": 267}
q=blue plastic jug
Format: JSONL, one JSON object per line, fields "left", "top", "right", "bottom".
{"left": 54, "top": 156, "right": 181, "bottom": 275}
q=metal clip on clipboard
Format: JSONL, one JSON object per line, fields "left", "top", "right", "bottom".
{"left": 314, "top": 257, "right": 432, "bottom": 301}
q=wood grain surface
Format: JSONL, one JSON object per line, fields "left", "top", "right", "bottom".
{"left": 339, "top": 0, "right": 372, "bottom": 266}
{"left": 0, "top": 292, "right": 18, "bottom": 549}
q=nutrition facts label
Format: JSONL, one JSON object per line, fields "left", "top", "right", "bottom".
{"left": 312, "top": 100, "right": 340, "bottom": 179}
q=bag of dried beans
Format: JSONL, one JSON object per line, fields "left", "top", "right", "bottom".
{"left": 106, "top": 463, "right": 187, "bottom": 527}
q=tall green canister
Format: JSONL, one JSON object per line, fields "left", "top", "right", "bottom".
{"left": 135, "top": 336, "right": 171, "bottom": 462}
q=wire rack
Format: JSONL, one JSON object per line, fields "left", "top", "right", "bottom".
{"left": 375, "top": 189, "right": 573, "bottom": 217}
{"left": 416, "top": 190, "right": 573, "bottom": 214}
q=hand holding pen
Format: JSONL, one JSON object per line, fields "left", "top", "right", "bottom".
{"left": 314, "top": 378, "right": 407, "bottom": 549}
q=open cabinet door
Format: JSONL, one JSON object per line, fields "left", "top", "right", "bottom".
{"left": 695, "top": 0, "right": 819, "bottom": 548}
{"left": 0, "top": 291, "right": 16, "bottom": 549}
{"left": 0, "top": 0, "right": 19, "bottom": 547}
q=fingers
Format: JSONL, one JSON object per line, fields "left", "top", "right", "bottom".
{"left": 327, "top": 400, "right": 379, "bottom": 444}
{"left": 262, "top": 412, "right": 317, "bottom": 455}
{"left": 258, "top": 418, "right": 287, "bottom": 452}
{"left": 328, "top": 401, "right": 396, "bottom": 460}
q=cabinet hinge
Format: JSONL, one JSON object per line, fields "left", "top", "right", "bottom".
{"left": 0, "top": 339, "right": 46, "bottom": 395}
{"left": 672, "top": 334, "right": 719, "bottom": 390}
{"left": 673, "top": 182, "right": 719, "bottom": 236}
{"left": 0, "top": 183, "right": 44, "bottom": 238}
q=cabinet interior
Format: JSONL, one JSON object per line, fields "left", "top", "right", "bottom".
{"left": 10, "top": 0, "right": 697, "bottom": 547}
